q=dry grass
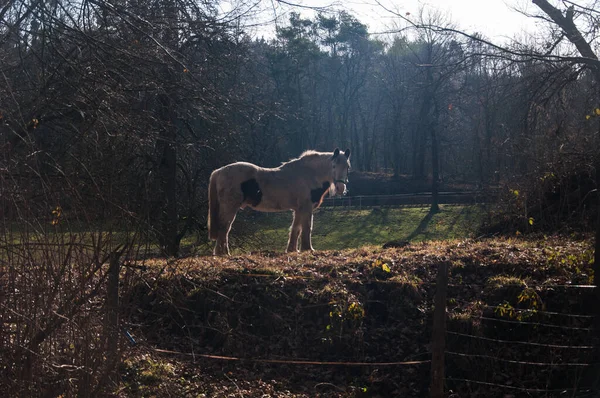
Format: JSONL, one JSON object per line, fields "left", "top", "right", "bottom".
{"left": 117, "top": 235, "right": 596, "bottom": 397}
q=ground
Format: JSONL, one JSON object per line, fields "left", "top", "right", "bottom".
{"left": 117, "top": 234, "right": 597, "bottom": 397}
{"left": 186, "top": 205, "right": 485, "bottom": 255}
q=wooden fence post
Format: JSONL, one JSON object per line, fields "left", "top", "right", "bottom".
{"left": 105, "top": 252, "right": 120, "bottom": 363}
{"left": 100, "top": 252, "right": 121, "bottom": 390}
{"left": 430, "top": 261, "right": 449, "bottom": 398}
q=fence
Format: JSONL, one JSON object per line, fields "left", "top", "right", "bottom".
{"left": 430, "top": 263, "right": 600, "bottom": 397}
{"left": 322, "top": 191, "right": 497, "bottom": 209}
{"left": 130, "top": 260, "right": 599, "bottom": 397}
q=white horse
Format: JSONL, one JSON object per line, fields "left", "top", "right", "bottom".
{"left": 208, "top": 148, "right": 351, "bottom": 255}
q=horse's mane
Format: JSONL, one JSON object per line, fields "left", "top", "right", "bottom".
{"left": 299, "top": 150, "right": 322, "bottom": 158}
{"left": 279, "top": 150, "right": 330, "bottom": 168}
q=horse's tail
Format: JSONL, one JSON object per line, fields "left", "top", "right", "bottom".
{"left": 208, "top": 171, "right": 219, "bottom": 240}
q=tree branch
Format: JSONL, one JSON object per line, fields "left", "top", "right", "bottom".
{"left": 532, "top": 0, "right": 598, "bottom": 64}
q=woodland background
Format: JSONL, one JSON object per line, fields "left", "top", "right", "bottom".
{"left": 1, "top": 1, "right": 600, "bottom": 396}
{"left": 1, "top": 0, "right": 599, "bottom": 255}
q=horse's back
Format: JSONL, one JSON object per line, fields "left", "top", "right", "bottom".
{"left": 213, "top": 161, "right": 260, "bottom": 181}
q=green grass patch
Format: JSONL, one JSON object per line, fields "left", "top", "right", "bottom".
{"left": 189, "top": 205, "right": 485, "bottom": 255}
{"left": 486, "top": 275, "right": 527, "bottom": 288}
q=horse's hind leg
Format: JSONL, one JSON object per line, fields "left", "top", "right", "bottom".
{"left": 299, "top": 212, "right": 314, "bottom": 252}
{"left": 286, "top": 211, "right": 302, "bottom": 253}
{"left": 214, "top": 208, "right": 237, "bottom": 256}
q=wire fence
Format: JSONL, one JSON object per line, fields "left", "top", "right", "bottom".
{"left": 125, "top": 262, "right": 599, "bottom": 397}
{"left": 152, "top": 347, "right": 431, "bottom": 367}
{"left": 438, "top": 266, "right": 600, "bottom": 396}
{"left": 321, "top": 191, "right": 497, "bottom": 209}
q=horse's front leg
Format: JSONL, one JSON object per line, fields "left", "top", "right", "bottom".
{"left": 300, "top": 211, "right": 314, "bottom": 252}
{"left": 286, "top": 211, "right": 302, "bottom": 253}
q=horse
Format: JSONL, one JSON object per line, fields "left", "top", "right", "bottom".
{"left": 208, "top": 148, "right": 351, "bottom": 255}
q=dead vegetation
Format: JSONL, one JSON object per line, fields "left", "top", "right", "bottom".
{"left": 117, "top": 236, "right": 598, "bottom": 397}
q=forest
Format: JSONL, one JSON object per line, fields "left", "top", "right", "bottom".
{"left": 1, "top": 0, "right": 598, "bottom": 255}
{"left": 1, "top": 0, "right": 599, "bottom": 396}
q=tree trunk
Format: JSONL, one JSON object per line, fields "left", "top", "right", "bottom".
{"left": 156, "top": 0, "right": 181, "bottom": 257}
{"left": 595, "top": 157, "right": 600, "bottom": 289}
{"left": 532, "top": 0, "right": 599, "bottom": 67}
{"left": 414, "top": 94, "right": 431, "bottom": 180}
{"left": 430, "top": 122, "right": 440, "bottom": 214}
{"left": 157, "top": 92, "right": 180, "bottom": 257}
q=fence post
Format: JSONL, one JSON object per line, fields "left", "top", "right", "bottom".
{"left": 430, "top": 261, "right": 449, "bottom": 398}
{"left": 102, "top": 252, "right": 121, "bottom": 385}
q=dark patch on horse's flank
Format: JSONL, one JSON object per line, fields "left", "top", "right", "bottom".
{"left": 311, "top": 181, "right": 330, "bottom": 208}
{"left": 241, "top": 178, "right": 262, "bottom": 207}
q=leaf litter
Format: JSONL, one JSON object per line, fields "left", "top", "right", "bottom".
{"left": 118, "top": 236, "right": 597, "bottom": 397}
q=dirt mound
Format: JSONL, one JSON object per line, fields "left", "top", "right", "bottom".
{"left": 118, "top": 238, "right": 597, "bottom": 397}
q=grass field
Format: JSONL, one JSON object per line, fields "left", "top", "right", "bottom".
{"left": 188, "top": 205, "right": 486, "bottom": 255}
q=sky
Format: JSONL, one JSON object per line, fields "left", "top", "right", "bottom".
{"left": 341, "top": 0, "right": 539, "bottom": 38}
{"left": 229, "top": 0, "right": 545, "bottom": 42}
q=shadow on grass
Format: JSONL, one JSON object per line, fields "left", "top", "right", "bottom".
{"left": 313, "top": 208, "right": 391, "bottom": 250}
{"left": 406, "top": 210, "right": 435, "bottom": 241}
{"left": 446, "top": 206, "right": 468, "bottom": 236}
{"left": 190, "top": 206, "right": 484, "bottom": 254}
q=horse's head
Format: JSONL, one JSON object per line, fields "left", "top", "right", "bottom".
{"left": 330, "top": 148, "right": 351, "bottom": 196}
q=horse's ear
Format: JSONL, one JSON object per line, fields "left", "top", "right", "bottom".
{"left": 344, "top": 148, "right": 351, "bottom": 158}
{"left": 332, "top": 148, "right": 340, "bottom": 159}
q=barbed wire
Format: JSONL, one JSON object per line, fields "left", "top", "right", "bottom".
{"left": 473, "top": 315, "right": 594, "bottom": 331}
{"left": 446, "top": 331, "right": 596, "bottom": 349}
{"left": 446, "top": 282, "right": 596, "bottom": 289}
{"left": 446, "top": 351, "right": 594, "bottom": 367}
{"left": 125, "top": 257, "right": 600, "bottom": 396}
{"left": 449, "top": 297, "right": 595, "bottom": 318}
{"left": 447, "top": 377, "right": 594, "bottom": 394}
{"left": 152, "top": 347, "right": 431, "bottom": 367}
{"left": 198, "top": 270, "right": 598, "bottom": 290}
